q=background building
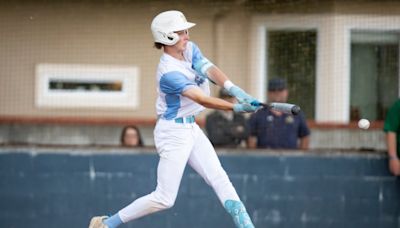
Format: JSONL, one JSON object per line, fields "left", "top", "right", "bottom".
{"left": 1, "top": 1, "right": 399, "bottom": 228}
{"left": 0, "top": 0, "right": 399, "bottom": 149}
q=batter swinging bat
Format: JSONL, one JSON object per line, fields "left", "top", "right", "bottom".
{"left": 258, "top": 102, "right": 301, "bottom": 115}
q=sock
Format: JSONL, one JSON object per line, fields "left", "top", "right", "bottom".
{"left": 103, "top": 213, "right": 123, "bottom": 228}
{"left": 224, "top": 200, "right": 255, "bottom": 228}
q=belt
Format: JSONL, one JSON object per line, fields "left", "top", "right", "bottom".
{"left": 174, "top": 116, "right": 195, "bottom": 124}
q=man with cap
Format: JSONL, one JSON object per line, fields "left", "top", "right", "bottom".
{"left": 205, "top": 88, "right": 249, "bottom": 147}
{"left": 248, "top": 78, "right": 310, "bottom": 149}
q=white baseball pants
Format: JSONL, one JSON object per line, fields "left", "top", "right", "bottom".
{"left": 118, "top": 118, "right": 240, "bottom": 222}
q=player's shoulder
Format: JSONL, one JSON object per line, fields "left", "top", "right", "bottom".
{"left": 160, "top": 71, "right": 188, "bottom": 84}
{"left": 187, "top": 41, "right": 198, "bottom": 50}
{"left": 183, "top": 41, "right": 196, "bottom": 61}
{"left": 158, "top": 56, "right": 183, "bottom": 75}
{"left": 186, "top": 41, "right": 202, "bottom": 54}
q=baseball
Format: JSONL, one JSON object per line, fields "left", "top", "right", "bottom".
{"left": 358, "top": 119, "right": 370, "bottom": 129}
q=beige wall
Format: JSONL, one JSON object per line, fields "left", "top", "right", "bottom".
{"left": 1, "top": 0, "right": 399, "bottom": 121}
{"left": 0, "top": 1, "right": 234, "bottom": 119}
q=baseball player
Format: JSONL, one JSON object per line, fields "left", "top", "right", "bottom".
{"left": 89, "top": 10, "right": 260, "bottom": 228}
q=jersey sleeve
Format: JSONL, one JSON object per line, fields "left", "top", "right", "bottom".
{"left": 384, "top": 100, "right": 400, "bottom": 133}
{"left": 159, "top": 71, "right": 196, "bottom": 95}
{"left": 191, "top": 42, "right": 205, "bottom": 65}
{"left": 191, "top": 42, "right": 214, "bottom": 76}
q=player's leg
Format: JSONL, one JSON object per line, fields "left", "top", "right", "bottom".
{"left": 89, "top": 120, "right": 194, "bottom": 227}
{"left": 187, "top": 124, "right": 255, "bottom": 228}
{"left": 188, "top": 128, "right": 239, "bottom": 202}
{"left": 117, "top": 121, "right": 194, "bottom": 222}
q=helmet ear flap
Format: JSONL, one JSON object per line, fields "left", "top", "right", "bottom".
{"left": 166, "top": 32, "right": 179, "bottom": 45}
{"left": 154, "top": 30, "right": 179, "bottom": 46}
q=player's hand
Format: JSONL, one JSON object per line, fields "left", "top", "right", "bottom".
{"left": 228, "top": 86, "right": 261, "bottom": 106}
{"left": 389, "top": 157, "right": 400, "bottom": 176}
{"left": 233, "top": 103, "right": 259, "bottom": 113}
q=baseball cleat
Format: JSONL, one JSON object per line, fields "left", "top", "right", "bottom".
{"left": 88, "top": 216, "right": 109, "bottom": 228}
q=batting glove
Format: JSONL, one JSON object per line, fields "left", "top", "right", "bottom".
{"left": 228, "top": 86, "right": 261, "bottom": 106}
{"left": 233, "top": 103, "right": 259, "bottom": 113}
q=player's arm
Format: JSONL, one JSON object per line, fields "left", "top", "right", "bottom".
{"left": 191, "top": 42, "right": 259, "bottom": 105}
{"left": 197, "top": 64, "right": 259, "bottom": 105}
{"left": 183, "top": 87, "right": 233, "bottom": 110}
{"left": 160, "top": 71, "right": 257, "bottom": 113}
{"left": 182, "top": 87, "right": 258, "bottom": 113}
{"left": 204, "top": 66, "right": 228, "bottom": 87}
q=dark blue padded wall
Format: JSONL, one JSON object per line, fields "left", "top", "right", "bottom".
{"left": 0, "top": 149, "right": 399, "bottom": 228}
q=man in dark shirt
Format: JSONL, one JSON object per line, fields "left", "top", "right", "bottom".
{"left": 205, "top": 89, "right": 249, "bottom": 147}
{"left": 248, "top": 78, "right": 310, "bottom": 149}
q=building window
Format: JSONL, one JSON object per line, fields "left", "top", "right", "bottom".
{"left": 48, "top": 80, "right": 123, "bottom": 92}
{"left": 267, "top": 30, "right": 317, "bottom": 119}
{"left": 350, "top": 31, "right": 399, "bottom": 121}
{"left": 35, "top": 64, "right": 140, "bottom": 109}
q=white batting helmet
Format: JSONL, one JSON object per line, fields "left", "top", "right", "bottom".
{"left": 151, "top": 10, "right": 195, "bottom": 46}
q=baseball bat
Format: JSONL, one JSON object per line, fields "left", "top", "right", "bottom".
{"left": 258, "top": 102, "right": 301, "bottom": 115}
{"left": 205, "top": 76, "right": 300, "bottom": 115}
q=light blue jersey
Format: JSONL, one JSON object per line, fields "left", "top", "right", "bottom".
{"left": 156, "top": 42, "right": 210, "bottom": 120}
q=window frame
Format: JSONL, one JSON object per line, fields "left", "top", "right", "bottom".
{"left": 249, "top": 14, "right": 400, "bottom": 123}
{"left": 35, "top": 63, "right": 140, "bottom": 109}
{"left": 349, "top": 30, "right": 400, "bottom": 121}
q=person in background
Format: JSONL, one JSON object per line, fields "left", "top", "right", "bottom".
{"left": 205, "top": 88, "right": 249, "bottom": 148}
{"left": 383, "top": 99, "right": 400, "bottom": 176}
{"left": 248, "top": 78, "right": 310, "bottom": 149}
{"left": 120, "top": 125, "right": 144, "bottom": 147}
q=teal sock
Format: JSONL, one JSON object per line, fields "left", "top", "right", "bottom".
{"left": 224, "top": 200, "right": 255, "bottom": 228}
{"left": 103, "top": 213, "right": 123, "bottom": 228}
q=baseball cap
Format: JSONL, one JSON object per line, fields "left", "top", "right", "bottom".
{"left": 268, "top": 78, "right": 287, "bottom": 91}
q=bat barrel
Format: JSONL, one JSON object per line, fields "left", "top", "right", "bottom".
{"left": 261, "top": 102, "right": 301, "bottom": 115}
{"left": 291, "top": 105, "right": 301, "bottom": 115}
